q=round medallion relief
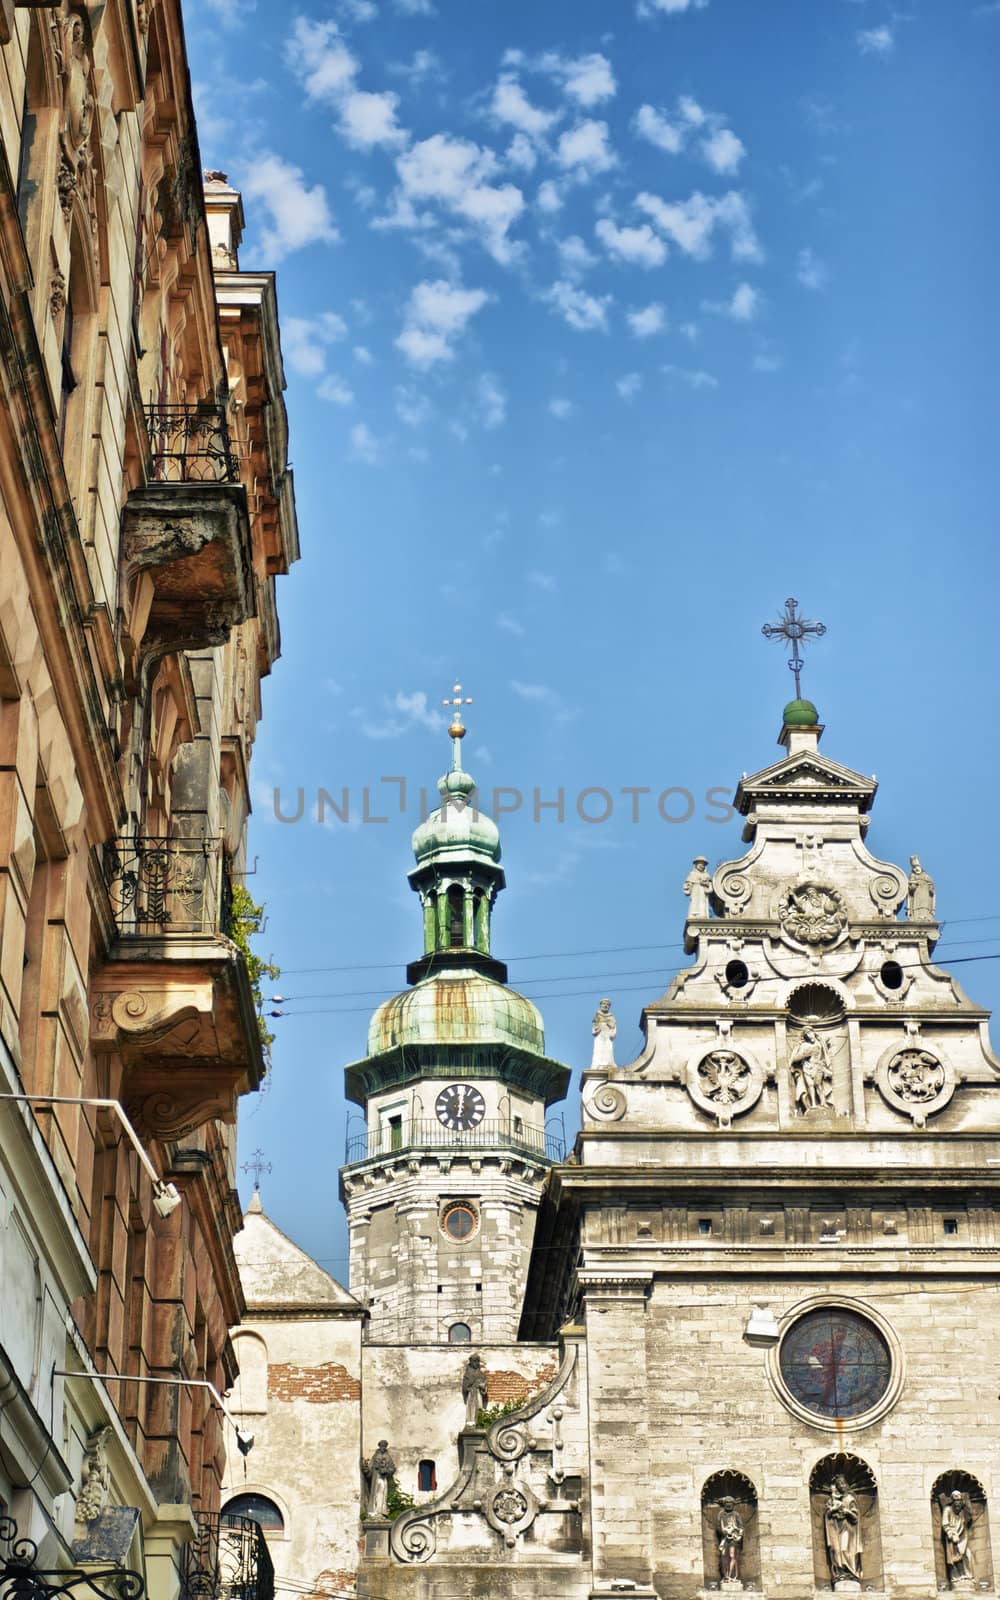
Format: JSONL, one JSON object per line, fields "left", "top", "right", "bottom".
{"left": 778, "top": 882, "right": 847, "bottom": 949}
{"left": 874, "top": 1039, "right": 954, "bottom": 1123}
{"left": 768, "top": 1299, "right": 903, "bottom": 1431}
{"left": 686, "top": 1044, "right": 763, "bottom": 1123}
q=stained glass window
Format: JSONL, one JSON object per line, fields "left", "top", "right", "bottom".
{"left": 778, "top": 1308, "right": 891, "bottom": 1420}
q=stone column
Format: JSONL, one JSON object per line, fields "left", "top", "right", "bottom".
{"left": 581, "top": 1270, "right": 657, "bottom": 1598}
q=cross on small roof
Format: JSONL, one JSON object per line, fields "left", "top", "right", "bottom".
{"left": 761, "top": 598, "right": 826, "bottom": 699}
{"left": 442, "top": 681, "right": 472, "bottom": 739}
{"left": 242, "top": 1148, "right": 272, "bottom": 1191}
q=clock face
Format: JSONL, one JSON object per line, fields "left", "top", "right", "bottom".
{"left": 435, "top": 1084, "right": 486, "bottom": 1131}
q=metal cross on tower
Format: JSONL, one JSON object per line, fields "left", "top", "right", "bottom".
{"left": 241, "top": 1148, "right": 272, "bottom": 1191}
{"left": 442, "top": 681, "right": 472, "bottom": 739}
{"left": 761, "top": 598, "right": 826, "bottom": 699}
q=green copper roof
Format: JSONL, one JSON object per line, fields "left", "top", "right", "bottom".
{"left": 782, "top": 697, "right": 820, "bottom": 726}
{"left": 368, "top": 967, "right": 544, "bottom": 1055}
{"left": 411, "top": 754, "right": 501, "bottom": 867}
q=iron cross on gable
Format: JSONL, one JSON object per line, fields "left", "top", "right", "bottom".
{"left": 242, "top": 1148, "right": 271, "bottom": 1190}
{"left": 761, "top": 598, "right": 826, "bottom": 699}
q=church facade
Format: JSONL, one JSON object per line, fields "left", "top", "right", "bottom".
{"left": 228, "top": 694, "right": 1000, "bottom": 1600}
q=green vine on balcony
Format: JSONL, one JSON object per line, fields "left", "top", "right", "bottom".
{"left": 228, "top": 884, "right": 279, "bottom": 1074}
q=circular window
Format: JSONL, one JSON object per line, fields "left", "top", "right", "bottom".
{"left": 442, "top": 1202, "right": 478, "bottom": 1242}
{"left": 880, "top": 960, "right": 904, "bottom": 991}
{"left": 725, "top": 959, "right": 750, "bottom": 989}
{"left": 777, "top": 1306, "right": 893, "bottom": 1424}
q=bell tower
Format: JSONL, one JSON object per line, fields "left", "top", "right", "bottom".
{"left": 339, "top": 690, "right": 570, "bottom": 1345}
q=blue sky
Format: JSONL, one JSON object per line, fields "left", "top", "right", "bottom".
{"left": 185, "top": 0, "right": 1000, "bottom": 1277}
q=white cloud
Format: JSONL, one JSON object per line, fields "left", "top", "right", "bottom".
{"left": 393, "top": 133, "right": 525, "bottom": 262}
{"left": 338, "top": 89, "right": 407, "bottom": 148}
{"left": 240, "top": 154, "right": 338, "bottom": 262}
{"left": 634, "top": 103, "right": 684, "bottom": 154}
{"left": 395, "top": 385, "right": 432, "bottom": 427}
{"left": 701, "top": 127, "right": 745, "bottom": 174}
{"left": 282, "top": 311, "right": 348, "bottom": 376}
{"left": 857, "top": 24, "right": 894, "bottom": 54}
{"left": 349, "top": 422, "right": 379, "bottom": 462}
{"left": 595, "top": 217, "right": 667, "bottom": 268}
{"left": 549, "top": 396, "right": 575, "bottom": 419}
{"left": 353, "top": 344, "right": 374, "bottom": 363}
{"left": 544, "top": 280, "right": 612, "bottom": 332}
{"left": 729, "top": 281, "right": 760, "bottom": 320}
{"left": 388, "top": 48, "right": 444, "bottom": 83}
{"left": 616, "top": 372, "right": 643, "bottom": 400}
{"left": 663, "top": 362, "right": 718, "bottom": 389}
{"left": 318, "top": 374, "right": 354, "bottom": 404}
{"left": 395, "top": 278, "right": 490, "bottom": 367}
{"left": 797, "top": 247, "right": 828, "bottom": 290}
{"left": 556, "top": 120, "right": 616, "bottom": 176}
{"left": 627, "top": 302, "right": 667, "bottom": 337}
{"left": 361, "top": 689, "right": 444, "bottom": 739}
{"left": 556, "top": 52, "right": 617, "bottom": 107}
{"left": 528, "top": 570, "right": 557, "bottom": 590}
{"left": 203, "top": 0, "right": 255, "bottom": 28}
{"left": 558, "top": 234, "right": 597, "bottom": 274}
{"left": 286, "top": 17, "right": 358, "bottom": 104}
{"left": 505, "top": 133, "right": 538, "bottom": 171}
{"left": 637, "top": 0, "right": 709, "bottom": 15}
{"left": 510, "top": 680, "right": 577, "bottom": 724}
{"left": 537, "top": 180, "right": 564, "bottom": 213}
{"left": 476, "top": 372, "right": 506, "bottom": 429}
{"left": 678, "top": 94, "right": 707, "bottom": 126}
{"left": 490, "top": 74, "right": 559, "bottom": 138}
{"left": 636, "top": 189, "right": 762, "bottom": 262}
{"left": 394, "top": 0, "right": 436, "bottom": 11}
{"left": 339, "top": 0, "right": 377, "bottom": 19}
{"left": 497, "top": 611, "right": 525, "bottom": 636}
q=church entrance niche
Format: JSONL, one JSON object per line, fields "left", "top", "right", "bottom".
{"left": 701, "top": 1471, "right": 759, "bottom": 1591}
{"left": 809, "top": 1454, "right": 881, "bottom": 1591}
{"left": 932, "top": 1471, "right": 991, "bottom": 1591}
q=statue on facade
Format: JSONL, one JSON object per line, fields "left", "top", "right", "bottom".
{"left": 684, "top": 856, "right": 713, "bottom": 920}
{"left": 591, "top": 998, "right": 617, "bottom": 1069}
{"left": 941, "top": 1490, "right": 975, "bottom": 1585}
{"left": 824, "top": 1474, "right": 863, "bottom": 1585}
{"left": 462, "top": 1353, "right": 489, "bottom": 1427}
{"left": 56, "top": 15, "right": 95, "bottom": 218}
{"left": 790, "top": 1029, "right": 834, "bottom": 1113}
{"left": 717, "top": 1495, "right": 744, "bottom": 1585}
{"left": 75, "top": 1424, "right": 112, "bottom": 1523}
{"left": 363, "top": 1440, "right": 396, "bottom": 1519}
{"left": 907, "top": 856, "right": 936, "bottom": 921}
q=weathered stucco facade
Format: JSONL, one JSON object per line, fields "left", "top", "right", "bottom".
{"left": 0, "top": 5, "right": 296, "bottom": 1600}
{"left": 228, "top": 698, "right": 1000, "bottom": 1600}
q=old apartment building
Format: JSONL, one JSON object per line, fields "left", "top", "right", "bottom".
{"left": 230, "top": 693, "right": 1000, "bottom": 1600}
{"left": 0, "top": 4, "right": 296, "bottom": 1600}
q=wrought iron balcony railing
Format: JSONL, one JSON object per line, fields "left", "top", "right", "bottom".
{"left": 182, "top": 1514, "right": 273, "bottom": 1600}
{"left": 103, "top": 835, "right": 234, "bottom": 938}
{"left": 345, "top": 1117, "right": 564, "bottom": 1165}
{"left": 146, "top": 403, "right": 239, "bottom": 484}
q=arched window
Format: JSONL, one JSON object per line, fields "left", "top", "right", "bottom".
{"left": 222, "top": 1493, "right": 284, "bottom": 1533}
{"left": 230, "top": 1330, "right": 268, "bottom": 1415}
{"left": 418, "top": 1460, "right": 437, "bottom": 1492}
{"left": 448, "top": 885, "right": 464, "bottom": 947}
{"left": 447, "top": 1322, "right": 472, "bottom": 1344}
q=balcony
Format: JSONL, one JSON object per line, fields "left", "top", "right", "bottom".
{"left": 91, "top": 835, "right": 263, "bottom": 1141}
{"left": 121, "top": 403, "right": 253, "bottom": 666}
{"left": 103, "top": 835, "right": 233, "bottom": 937}
{"left": 182, "top": 1514, "right": 274, "bottom": 1600}
{"left": 344, "top": 1117, "right": 565, "bottom": 1165}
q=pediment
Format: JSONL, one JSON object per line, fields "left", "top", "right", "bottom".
{"left": 736, "top": 752, "right": 877, "bottom": 816}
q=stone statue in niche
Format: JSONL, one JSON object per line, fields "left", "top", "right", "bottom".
{"left": 717, "top": 1496, "right": 744, "bottom": 1585}
{"left": 698, "top": 1050, "right": 751, "bottom": 1108}
{"left": 824, "top": 1474, "right": 864, "bottom": 1585}
{"left": 462, "top": 1353, "right": 488, "bottom": 1427}
{"left": 941, "top": 1490, "right": 975, "bottom": 1586}
{"left": 907, "top": 856, "right": 936, "bottom": 920}
{"left": 363, "top": 1440, "right": 396, "bottom": 1518}
{"left": 75, "top": 1424, "right": 112, "bottom": 1523}
{"left": 684, "top": 856, "right": 713, "bottom": 920}
{"left": 591, "top": 998, "right": 617, "bottom": 1069}
{"left": 790, "top": 1029, "right": 834, "bottom": 1113}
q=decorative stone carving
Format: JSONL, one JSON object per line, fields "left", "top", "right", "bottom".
{"left": 875, "top": 1038, "right": 955, "bottom": 1125}
{"left": 75, "top": 1424, "right": 112, "bottom": 1523}
{"left": 582, "top": 1082, "right": 626, "bottom": 1122}
{"left": 824, "top": 1473, "right": 864, "bottom": 1586}
{"left": 56, "top": 15, "right": 95, "bottom": 221}
{"left": 49, "top": 271, "right": 67, "bottom": 319}
{"left": 591, "top": 998, "right": 617, "bottom": 1069}
{"left": 907, "top": 855, "right": 936, "bottom": 920}
{"left": 363, "top": 1440, "right": 395, "bottom": 1519}
{"left": 789, "top": 1028, "right": 834, "bottom": 1113}
{"left": 686, "top": 1044, "right": 763, "bottom": 1126}
{"left": 778, "top": 882, "right": 847, "bottom": 948}
{"left": 462, "top": 1354, "right": 488, "bottom": 1428}
{"left": 941, "top": 1490, "right": 975, "bottom": 1586}
{"left": 702, "top": 1471, "right": 760, "bottom": 1592}
{"left": 484, "top": 1476, "right": 538, "bottom": 1548}
{"left": 717, "top": 1496, "right": 744, "bottom": 1585}
{"left": 684, "top": 855, "right": 713, "bottom": 920}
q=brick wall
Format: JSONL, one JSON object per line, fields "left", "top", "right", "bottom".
{"left": 269, "top": 1363, "right": 362, "bottom": 1403}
